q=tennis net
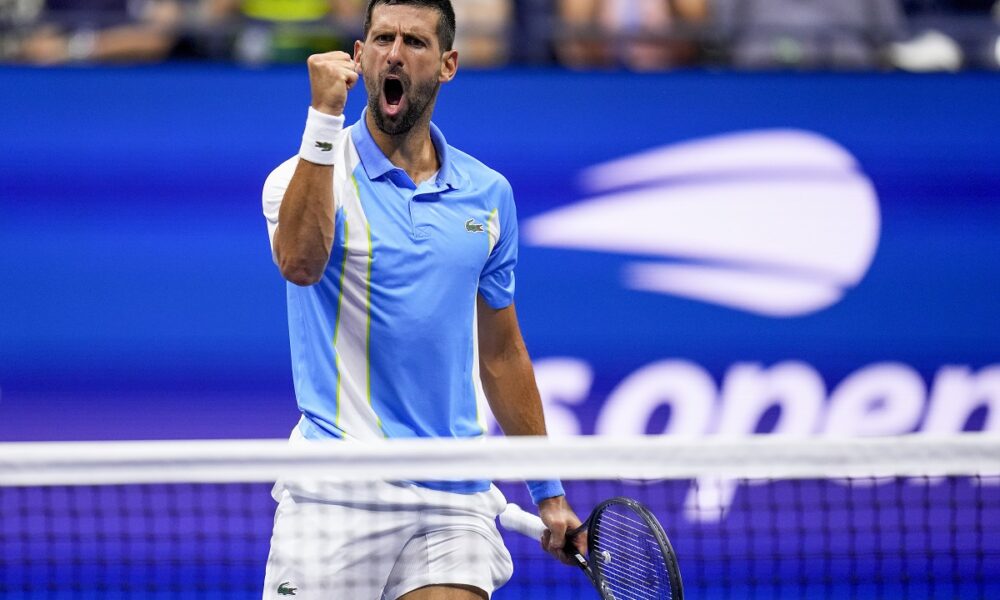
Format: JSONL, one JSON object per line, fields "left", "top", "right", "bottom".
{"left": 1, "top": 434, "right": 998, "bottom": 599}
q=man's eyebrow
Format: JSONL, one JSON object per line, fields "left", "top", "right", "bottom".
{"left": 369, "top": 23, "right": 435, "bottom": 39}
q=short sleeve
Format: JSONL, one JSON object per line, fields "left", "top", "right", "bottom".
{"left": 262, "top": 156, "right": 299, "bottom": 264}
{"left": 478, "top": 179, "right": 518, "bottom": 309}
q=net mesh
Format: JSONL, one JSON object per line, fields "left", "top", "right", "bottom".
{"left": 1, "top": 435, "right": 998, "bottom": 599}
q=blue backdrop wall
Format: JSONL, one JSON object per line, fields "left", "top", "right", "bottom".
{"left": 1, "top": 66, "right": 998, "bottom": 441}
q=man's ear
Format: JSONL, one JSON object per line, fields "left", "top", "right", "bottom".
{"left": 353, "top": 40, "right": 364, "bottom": 65}
{"left": 439, "top": 49, "right": 458, "bottom": 83}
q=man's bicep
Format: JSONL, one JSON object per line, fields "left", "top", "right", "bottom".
{"left": 477, "top": 295, "right": 523, "bottom": 359}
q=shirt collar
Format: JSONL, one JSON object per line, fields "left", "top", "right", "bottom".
{"left": 352, "top": 109, "right": 464, "bottom": 191}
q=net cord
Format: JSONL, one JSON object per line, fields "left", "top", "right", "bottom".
{"left": 1, "top": 434, "right": 998, "bottom": 486}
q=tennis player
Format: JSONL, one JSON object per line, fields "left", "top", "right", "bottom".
{"left": 260, "top": 0, "right": 581, "bottom": 597}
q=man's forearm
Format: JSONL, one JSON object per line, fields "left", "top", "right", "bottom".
{"left": 274, "top": 160, "right": 335, "bottom": 286}
{"left": 275, "top": 50, "right": 357, "bottom": 286}
{"left": 480, "top": 343, "right": 548, "bottom": 437}
{"left": 481, "top": 340, "right": 577, "bottom": 538}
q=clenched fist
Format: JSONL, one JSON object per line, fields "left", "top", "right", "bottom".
{"left": 307, "top": 51, "right": 361, "bottom": 117}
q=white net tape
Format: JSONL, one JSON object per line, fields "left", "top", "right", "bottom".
{"left": 2, "top": 433, "right": 998, "bottom": 486}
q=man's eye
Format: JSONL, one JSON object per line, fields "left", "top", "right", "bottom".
{"left": 376, "top": 34, "right": 394, "bottom": 43}
{"left": 405, "top": 37, "right": 425, "bottom": 47}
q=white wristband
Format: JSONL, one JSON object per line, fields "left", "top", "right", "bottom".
{"left": 299, "top": 107, "right": 345, "bottom": 166}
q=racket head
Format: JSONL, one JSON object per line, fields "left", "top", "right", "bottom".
{"left": 584, "top": 497, "right": 683, "bottom": 600}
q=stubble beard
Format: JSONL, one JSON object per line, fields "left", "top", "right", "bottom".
{"left": 366, "top": 70, "right": 440, "bottom": 136}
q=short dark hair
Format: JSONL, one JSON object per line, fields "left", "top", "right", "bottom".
{"left": 362, "top": 0, "right": 456, "bottom": 52}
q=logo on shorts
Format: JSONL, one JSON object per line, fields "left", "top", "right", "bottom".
{"left": 277, "top": 581, "right": 297, "bottom": 596}
{"left": 465, "top": 218, "right": 485, "bottom": 233}
{"left": 314, "top": 141, "right": 333, "bottom": 152}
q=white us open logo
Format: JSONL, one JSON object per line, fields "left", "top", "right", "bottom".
{"left": 524, "top": 129, "right": 881, "bottom": 318}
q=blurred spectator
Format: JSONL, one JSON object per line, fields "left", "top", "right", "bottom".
{"left": 202, "top": 0, "right": 510, "bottom": 66}
{"left": 1, "top": 0, "right": 43, "bottom": 60}
{"left": 452, "top": 0, "right": 511, "bottom": 66}
{"left": 898, "top": 0, "right": 999, "bottom": 69}
{"left": 996, "top": 0, "right": 1000, "bottom": 69}
{"left": 711, "top": 0, "right": 906, "bottom": 69}
{"left": 14, "top": 0, "right": 184, "bottom": 64}
{"left": 888, "top": 29, "right": 963, "bottom": 71}
{"left": 201, "top": 0, "right": 361, "bottom": 64}
{"left": 555, "top": 0, "right": 708, "bottom": 69}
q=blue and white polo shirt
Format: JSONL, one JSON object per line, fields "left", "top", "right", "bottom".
{"left": 263, "top": 112, "right": 524, "bottom": 495}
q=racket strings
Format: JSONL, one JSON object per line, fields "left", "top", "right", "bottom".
{"left": 593, "top": 549, "right": 668, "bottom": 600}
{"left": 593, "top": 535, "right": 667, "bottom": 600}
{"left": 593, "top": 508, "right": 674, "bottom": 600}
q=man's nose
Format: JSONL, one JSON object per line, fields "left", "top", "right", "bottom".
{"left": 387, "top": 35, "right": 404, "bottom": 65}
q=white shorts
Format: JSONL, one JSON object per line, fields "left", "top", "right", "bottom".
{"left": 262, "top": 473, "right": 514, "bottom": 599}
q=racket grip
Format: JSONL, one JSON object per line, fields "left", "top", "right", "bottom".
{"left": 499, "top": 503, "right": 547, "bottom": 540}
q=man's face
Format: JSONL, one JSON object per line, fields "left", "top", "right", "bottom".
{"left": 355, "top": 5, "right": 457, "bottom": 136}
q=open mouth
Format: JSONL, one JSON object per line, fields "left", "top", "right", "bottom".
{"left": 384, "top": 77, "right": 404, "bottom": 107}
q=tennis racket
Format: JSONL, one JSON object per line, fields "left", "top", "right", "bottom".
{"left": 500, "top": 497, "right": 683, "bottom": 600}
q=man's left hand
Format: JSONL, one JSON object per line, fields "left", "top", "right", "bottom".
{"left": 537, "top": 496, "right": 585, "bottom": 566}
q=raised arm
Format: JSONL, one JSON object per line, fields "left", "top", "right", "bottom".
{"left": 477, "top": 296, "right": 583, "bottom": 565}
{"left": 273, "top": 51, "right": 358, "bottom": 286}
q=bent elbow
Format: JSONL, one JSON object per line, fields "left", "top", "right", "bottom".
{"left": 278, "top": 260, "right": 324, "bottom": 287}
{"left": 286, "top": 272, "right": 323, "bottom": 287}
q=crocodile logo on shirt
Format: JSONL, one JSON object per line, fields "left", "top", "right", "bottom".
{"left": 465, "top": 218, "right": 485, "bottom": 233}
{"left": 277, "top": 581, "right": 297, "bottom": 596}
{"left": 314, "top": 141, "right": 333, "bottom": 152}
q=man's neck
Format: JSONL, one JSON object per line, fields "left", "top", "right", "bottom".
{"left": 365, "top": 111, "right": 440, "bottom": 185}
